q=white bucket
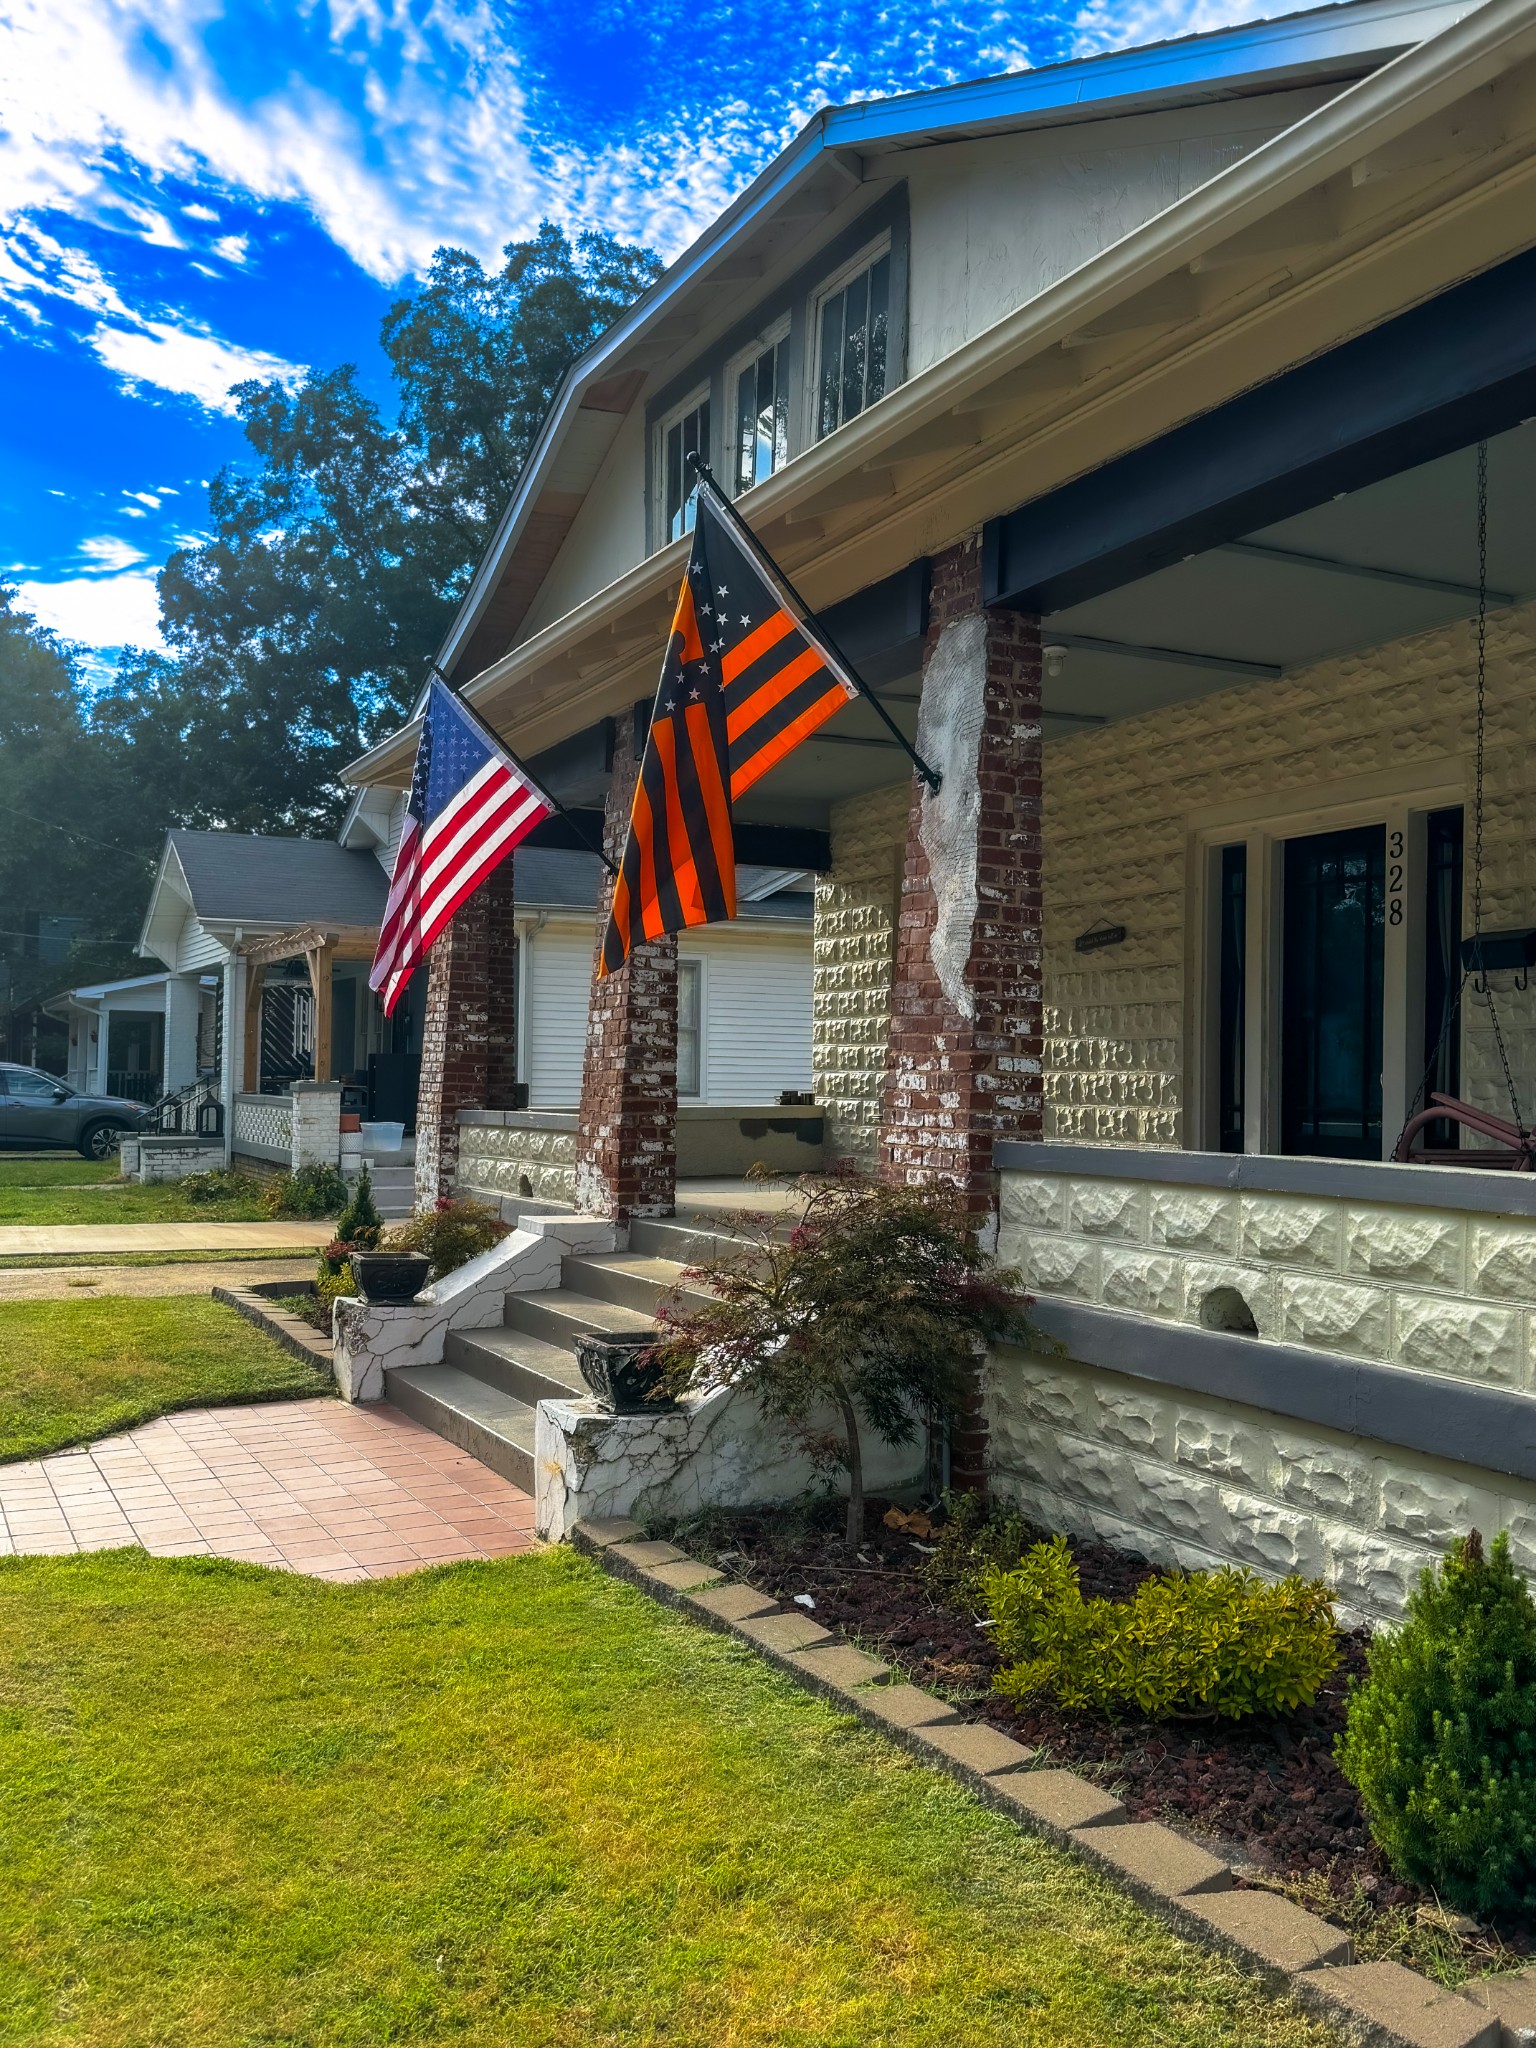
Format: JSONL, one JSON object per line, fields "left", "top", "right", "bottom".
{"left": 360, "top": 1120, "right": 405, "bottom": 1153}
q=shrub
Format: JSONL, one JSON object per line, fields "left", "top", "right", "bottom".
{"left": 985, "top": 1535, "right": 1338, "bottom": 1722}
{"left": 1336, "top": 1530, "right": 1536, "bottom": 1915}
{"left": 180, "top": 1167, "right": 264, "bottom": 1206}
{"left": 333, "top": 1165, "right": 384, "bottom": 1252}
{"left": 921, "top": 1489, "right": 1035, "bottom": 1611}
{"left": 264, "top": 1163, "right": 349, "bottom": 1219}
{"left": 653, "top": 1171, "right": 1034, "bottom": 1546}
{"left": 385, "top": 1197, "right": 509, "bottom": 1282}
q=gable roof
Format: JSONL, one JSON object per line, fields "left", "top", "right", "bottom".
{"left": 425, "top": 0, "right": 1462, "bottom": 697}
{"left": 165, "top": 832, "right": 389, "bottom": 930}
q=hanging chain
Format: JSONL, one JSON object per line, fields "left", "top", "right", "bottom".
{"left": 1471, "top": 438, "right": 1528, "bottom": 1142}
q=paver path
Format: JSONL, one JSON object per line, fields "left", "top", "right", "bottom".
{"left": 0, "top": 1258, "right": 316, "bottom": 1300}
{"left": 0, "top": 1398, "right": 536, "bottom": 1578}
{"left": 0, "top": 1221, "right": 335, "bottom": 1256}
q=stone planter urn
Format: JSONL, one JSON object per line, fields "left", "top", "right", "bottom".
{"left": 575, "top": 1330, "right": 673, "bottom": 1414}
{"left": 351, "top": 1251, "right": 431, "bottom": 1304}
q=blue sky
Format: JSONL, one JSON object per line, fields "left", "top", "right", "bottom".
{"left": 0, "top": 0, "right": 1273, "bottom": 671}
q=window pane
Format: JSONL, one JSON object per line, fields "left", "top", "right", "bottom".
{"left": 735, "top": 366, "right": 756, "bottom": 495}
{"left": 841, "top": 265, "right": 869, "bottom": 427}
{"left": 666, "top": 423, "right": 683, "bottom": 540}
{"left": 771, "top": 340, "right": 790, "bottom": 471}
{"left": 818, "top": 289, "right": 844, "bottom": 439}
{"left": 866, "top": 254, "right": 890, "bottom": 407}
{"left": 753, "top": 349, "right": 775, "bottom": 486}
{"left": 677, "top": 960, "right": 701, "bottom": 1097}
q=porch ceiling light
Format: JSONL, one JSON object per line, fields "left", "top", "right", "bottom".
{"left": 1044, "top": 643, "right": 1068, "bottom": 680}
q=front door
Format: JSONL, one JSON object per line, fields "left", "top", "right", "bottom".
{"left": 1281, "top": 824, "right": 1385, "bottom": 1158}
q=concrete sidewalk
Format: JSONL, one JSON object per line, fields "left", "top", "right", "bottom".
{"left": 0, "top": 1222, "right": 336, "bottom": 1258}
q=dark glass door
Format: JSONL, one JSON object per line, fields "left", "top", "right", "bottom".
{"left": 1282, "top": 824, "right": 1385, "bottom": 1158}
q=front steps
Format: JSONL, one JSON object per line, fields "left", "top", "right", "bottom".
{"left": 383, "top": 1219, "right": 718, "bottom": 1493}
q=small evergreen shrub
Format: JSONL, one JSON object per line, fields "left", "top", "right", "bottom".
{"left": 264, "top": 1163, "right": 349, "bottom": 1219}
{"left": 1336, "top": 1530, "right": 1536, "bottom": 1915}
{"left": 920, "top": 1489, "right": 1035, "bottom": 1611}
{"left": 386, "top": 1197, "right": 509, "bottom": 1281}
{"left": 180, "top": 1168, "right": 264, "bottom": 1206}
{"left": 984, "top": 1535, "right": 1338, "bottom": 1722}
{"left": 333, "top": 1165, "right": 384, "bottom": 1252}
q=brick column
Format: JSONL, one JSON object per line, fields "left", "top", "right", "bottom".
{"left": 878, "top": 536, "right": 1043, "bottom": 1490}
{"left": 412, "top": 858, "right": 518, "bottom": 1209}
{"left": 575, "top": 720, "right": 678, "bottom": 1220}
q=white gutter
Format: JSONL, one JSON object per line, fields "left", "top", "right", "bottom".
{"left": 349, "top": 0, "right": 1536, "bottom": 783}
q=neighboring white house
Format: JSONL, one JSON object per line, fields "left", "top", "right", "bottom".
{"left": 43, "top": 971, "right": 199, "bottom": 1103}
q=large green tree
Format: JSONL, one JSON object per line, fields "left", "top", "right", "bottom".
{"left": 98, "top": 223, "right": 662, "bottom": 836}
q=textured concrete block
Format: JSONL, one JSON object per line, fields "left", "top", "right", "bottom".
{"left": 1100, "top": 1247, "right": 1183, "bottom": 1317}
{"left": 913, "top": 1720, "right": 1038, "bottom": 1778}
{"left": 1068, "top": 1180, "right": 1147, "bottom": 1242}
{"left": 575, "top": 1518, "right": 644, "bottom": 1548}
{"left": 1346, "top": 1207, "right": 1465, "bottom": 1288}
{"left": 1472, "top": 1225, "right": 1536, "bottom": 1305}
{"left": 991, "top": 1768, "right": 1125, "bottom": 1835}
{"left": 1180, "top": 1259, "right": 1276, "bottom": 1334}
{"left": 1277, "top": 1275, "right": 1392, "bottom": 1359}
{"left": 735, "top": 1611, "right": 835, "bottom": 1654}
{"left": 1378, "top": 1471, "right": 1504, "bottom": 1551}
{"left": 610, "top": 1539, "right": 687, "bottom": 1568}
{"left": 1240, "top": 1198, "right": 1341, "bottom": 1272}
{"left": 1149, "top": 1188, "right": 1237, "bottom": 1254}
{"left": 1394, "top": 1295, "right": 1523, "bottom": 1384}
{"left": 644, "top": 1558, "right": 726, "bottom": 1592}
{"left": 786, "top": 1643, "right": 893, "bottom": 1695}
{"left": 1304, "top": 1963, "right": 1498, "bottom": 2048}
{"left": 1460, "top": 1965, "right": 1536, "bottom": 2047}
{"left": 686, "top": 1581, "right": 779, "bottom": 1622}
{"left": 1181, "top": 1888, "right": 1351, "bottom": 1974}
{"left": 1027, "top": 1235, "right": 1100, "bottom": 1300}
{"left": 1072, "top": 1822, "right": 1233, "bottom": 1899}
{"left": 1001, "top": 1174, "right": 1067, "bottom": 1233}
{"left": 854, "top": 1683, "right": 960, "bottom": 1733}
{"left": 1092, "top": 1384, "right": 1169, "bottom": 1454}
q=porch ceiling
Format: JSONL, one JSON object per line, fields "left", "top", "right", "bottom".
{"left": 1037, "top": 416, "right": 1536, "bottom": 726}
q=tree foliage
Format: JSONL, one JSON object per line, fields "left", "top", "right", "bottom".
{"left": 1337, "top": 1529, "right": 1536, "bottom": 1913}
{"left": 654, "top": 1173, "right": 1034, "bottom": 1545}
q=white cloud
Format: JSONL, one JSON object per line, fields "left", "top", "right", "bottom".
{"left": 211, "top": 232, "right": 248, "bottom": 264}
{"left": 90, "top": 317, "right": 305, "bottom": 412}
{"left": 123, "top": 490, "right": 161, "bottom": 507}
{"left": 78, "top": 535, "right": 149, "bottom": 571}
{"left": 182, "top": 201, "right": 219, "bottom": 222}
{"left": 15, "top": 570, "right": 163, "bottom": 650}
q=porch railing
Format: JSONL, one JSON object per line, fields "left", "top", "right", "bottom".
{"left": 107, "top": 1070, "right": 161, "bottom": 1104}
{"left": 232, "top": 1092, "right": 293, "bottom": 1164}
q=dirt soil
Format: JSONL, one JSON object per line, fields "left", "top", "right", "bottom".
{"left": 698, "top": 1497, "right": 1536, "bottom": 1973}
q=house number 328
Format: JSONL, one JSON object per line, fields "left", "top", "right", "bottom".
{"left": 1387, "top": 830, "right": 1404, "bottom": 926}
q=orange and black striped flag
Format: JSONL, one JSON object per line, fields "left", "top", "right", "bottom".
{"left": 599, "top": 474, "right": 861, "bottom": 975}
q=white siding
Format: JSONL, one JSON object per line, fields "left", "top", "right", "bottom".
{"left": 522, "top": 919, "right": 813, "bottom": 1107}
{"left": 174, "top": 921, "right": 230, "bottom": 972}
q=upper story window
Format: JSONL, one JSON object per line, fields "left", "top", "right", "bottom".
{"left": 814, "top": 243, "right": 891, "bottom": 441}
{"left": 731, "top": 325, "right": 790, "bottom": 496}
{"left": 661, "top": 390, "right": 710, "bottom": 543}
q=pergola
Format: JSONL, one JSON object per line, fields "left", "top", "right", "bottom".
{"left": 237, "top": 925, "right": 379, "bottom": 1091}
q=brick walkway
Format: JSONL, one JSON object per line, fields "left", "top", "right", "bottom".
{"left": 0, "top": 1399, "right": 537, "bottom": 1579}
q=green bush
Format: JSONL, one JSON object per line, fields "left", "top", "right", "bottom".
{"left": 921, "top": 1489, "right": 1035, "bottom": 1612}
{"left": 264, "top": 1163, "right": 348, "bottom": 1219}
{"left": 1336, "top": 1530, "right": 1536, "bottom": 1915}
{"left": 333, "top": 1165, "right": 384, "bottom": 1252}
{"left": 385, "top": 1197, "right": 509, "bottom": 1281}
{"left": 180, "top": 1168, "right": 264, "bottom": 1206}
{"left": 984, "top": 1535, "right": 1338, "bottom": 1722}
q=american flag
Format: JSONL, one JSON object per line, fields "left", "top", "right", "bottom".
{"left": 600, "top": 474, "right": 859, "bottom": 975}
{"left": 370, "top": 677, "right": 554, "bottom": 1016}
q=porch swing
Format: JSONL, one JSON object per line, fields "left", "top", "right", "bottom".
{"left": 1393, "top": 440, "right": 1536, "bottom": 1169}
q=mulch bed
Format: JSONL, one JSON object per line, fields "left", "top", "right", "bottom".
{"left": 694, "top": 1496, "right": 1536, "bottom": 1972}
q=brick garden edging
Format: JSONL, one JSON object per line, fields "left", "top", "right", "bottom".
{"left": 572, "top": 1519, "right": 1536, "bottom": 2048}
{"left": 212, "top": 1283, "right": 335, "bottom": 1376}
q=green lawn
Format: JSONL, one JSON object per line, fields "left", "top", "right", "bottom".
{"left": 0, "top": 1156, "right": 121, "bottom": 1188}
{"left": 0, "top": 1547, "right": 1343, "bottom": 2048}
{"left": 0, "top": 1180, "right": 268, "bottom": 1225}
{"left": 0, "top": 1297, "right": 331, "bottom": 1462}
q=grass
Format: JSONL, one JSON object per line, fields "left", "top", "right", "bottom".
{"left": 0, "top": 1546, "right": 1345, "bottom": 2048}
{"left": 0, "top": 1156, "right": 121, "bottom": 1188}
{"left": 0, "top": 1248, "right": 318, "bottom": 1271}
{"left": 0, "top": 1297, "right": 331, "bottom": 1462}
{"left": 0, "top": 1180, "right": 270, "bottom": 1226}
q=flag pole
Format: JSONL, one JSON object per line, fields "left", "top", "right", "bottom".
{"left": 686, "top": 455, "right": 942, "bottom": 794}
{"left": 425, "top": 664, "right": 619, "bottom": 877}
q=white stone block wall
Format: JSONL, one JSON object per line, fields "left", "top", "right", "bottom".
{"left": 1040, "top": 598, "right": 1536, "bottom": 1145}
{"left": 812, "top": 783, "right": 907, "bottom": 1171}
{"left": 456, "top": 1113, "right": 579, "bottom": 1209}
{"left": 992, "top": 1160, "right": 1536, "bottom": 1620}
{"left": 289, "top": 1083, "right": 342, "bottom": 1172}
{"left": 134, "top": 1138, "right": 226, "bottom": 1183}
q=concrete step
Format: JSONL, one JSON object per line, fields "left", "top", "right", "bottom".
{"left": 444, "top": 1324, "right": 587, "bottom": 1407}
{"left": 559, "top": 1251, "right": 704, "bottom": 1318}
{"left": 501, "top": 1286, "right": 656, "bottom": 1354}
{"left": 628, "top": 1217, "right": 738, "bottom": 1267}
{"left": 383, "top": 1364, "right": 537, "bottom": 1491}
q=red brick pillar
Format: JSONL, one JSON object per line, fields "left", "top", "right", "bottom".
{"left": 575, "top": 720, "right": 678, "bottom": 1219}
{"left": 878, "top": 536, "right": 1043, "bottom": 1488}
{"left": 413, "top": 858, "right": 518, "bottom": 1208}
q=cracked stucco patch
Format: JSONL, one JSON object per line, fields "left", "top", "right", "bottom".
{"left": 915, "top": 611, "right": 986, "bottom": 1019}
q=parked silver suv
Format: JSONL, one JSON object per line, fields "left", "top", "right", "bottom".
{"left": 0, "top": 1065, "right": 152, "bottom": 1161}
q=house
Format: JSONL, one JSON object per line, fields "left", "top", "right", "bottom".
{"left": 337, "top": 0, "right": 1536, "bottom": 1617}
{"left": 126, "top": 826, "right": 812, "bottom": 1188}
{"left": 45, "top": 971, "right": 184, "bottom": 1102}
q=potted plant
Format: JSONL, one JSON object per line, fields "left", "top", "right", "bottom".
{"left": 575, "top": 1330, "right": 672, "bottom": 1413}
{"left": 350, "top": 1250, "right": 431, "bottom": 1303}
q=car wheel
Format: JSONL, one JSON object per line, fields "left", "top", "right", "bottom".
{"left": 79, "top": 1121, "right": 124, "bottom": 1162}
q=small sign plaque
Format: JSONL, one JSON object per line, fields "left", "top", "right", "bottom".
{"left": 1074, "top": 922, "right": 1127, "bottom": 954}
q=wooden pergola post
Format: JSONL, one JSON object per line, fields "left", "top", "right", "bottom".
{"left": 307, "top": 939, "right": 335, "bottom": 1085}
{"left": 242, "top": 963, "right": 266, "bottom": 1093}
